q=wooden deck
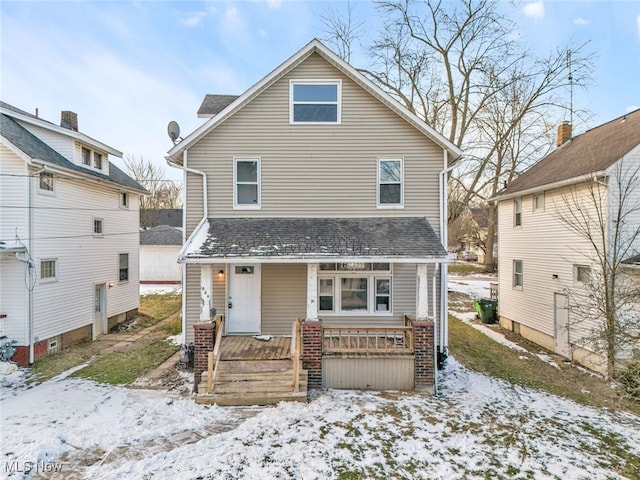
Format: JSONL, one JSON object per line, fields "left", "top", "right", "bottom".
{"left": 220, "top": 336, "right": 292, "bottom": 361}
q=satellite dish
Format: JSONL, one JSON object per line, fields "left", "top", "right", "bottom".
{"left": 167, "top": 121, "right": 181, "bottom": 144}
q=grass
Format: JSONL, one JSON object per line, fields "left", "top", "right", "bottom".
{"left": 28, "top": 294, "right": 182, "bottom": 384}
{"left": 70, "top": 340, "right": 179, "bottom": 385}
{"left": 448, "top": 261, "right": 486, "bottom": 275}
{"left": 448, "top": 315, "right": 640, "bottom": 415}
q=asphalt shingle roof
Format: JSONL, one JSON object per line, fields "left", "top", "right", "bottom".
{"left": 0, "top": 113, "right": 147, "bottom": 194}
{"left": 140, "top": 225, "right": 183, "bottom": 246}
{"left": 497, "top": 109, "right": 640, "bottom": 197}
{"left": 197, "top": 95, "right": 239, "bottom": 116}
{"left": 185, "top": 217, "right": 446, "bottom": 260}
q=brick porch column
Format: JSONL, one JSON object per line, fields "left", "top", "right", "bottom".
{"left": 193, "top": 321, "right": 215, "bottom": 391}
{"left": 302, "top": 319, "right": 322, "bottom": 389}
{"left": 412, "top": 320, "right": 435, "bottom": 394}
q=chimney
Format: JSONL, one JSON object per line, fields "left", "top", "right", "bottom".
{"left": 557, "top": 121, "right": 572, "bottom": 147}
{"left": 60, "top": 111, "right": 78, "bottom": 131}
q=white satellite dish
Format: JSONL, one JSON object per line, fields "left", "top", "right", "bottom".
{"left": 167, "top": 121, "right": 181, "bottom": 144}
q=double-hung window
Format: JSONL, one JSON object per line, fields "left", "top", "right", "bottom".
{"left": 119, "top": 253, "right": 129, "bottom": 282}
{"left": 318, "top": 263, "right": 392, "bottom": 314}
{"left": 514, "top": 198, "right": 522, "bottom": 226}
{"left": 234, "top": 158, "right": 260, "bottom": 208}
{"left": 82, "top": 147, "right": 91, "bottom": 166}
{"left": 93, "top": 218, "right": 104, "bottom": 235}
{"left": 378, "top": 158, "right": 403, "bottom": 207}
{"left": 513, "top": 260, "right": 523, "bottom": 288}
{"left": 94, "top": 152, "right": 103, "bottom": 170}
{"left": 290, "top": 80, "right": 341, "bottom": 124}
{"left": 39, "top": 172, "right": 54, "bottom": 192}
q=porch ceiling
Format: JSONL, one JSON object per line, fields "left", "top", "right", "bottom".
{"left": 181, "top": 217, "right": 446, "bottom": 262}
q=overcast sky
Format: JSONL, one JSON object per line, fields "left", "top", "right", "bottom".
{"left": 2, "top": 1, "right": 639, "bottom": 183}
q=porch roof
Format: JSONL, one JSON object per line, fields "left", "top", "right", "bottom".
{"left": 180, "top": 217, "right": 446, "bottom": 263}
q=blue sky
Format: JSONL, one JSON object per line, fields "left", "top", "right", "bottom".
{"left": 1, "top": 1, "right": 639, "bottom": 182}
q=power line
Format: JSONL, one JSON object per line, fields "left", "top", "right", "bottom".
{"left": 0, "top": 205, "right": 181, "bottom": 212}
{"left": 0, "top": 230, "right": 144, "bottom": 243}
{"left": 0, "top": 173, "right": 183, "bottom": 183}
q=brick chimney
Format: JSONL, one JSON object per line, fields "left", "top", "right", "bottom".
{"left": 557, "top": 121, "right": 572, "bottom": 147}
{"left": 60, "top": 111, "right": 78, "bottom": 131}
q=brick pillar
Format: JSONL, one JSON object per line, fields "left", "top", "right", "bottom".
{"left": 412, "top": 320, "right": 435, "bottom": 394}
{"left": 193, "top": 322, "right": 215, "bottom": 391}
{"left": 302, "top": 319, "right": 322, "bottom": 389}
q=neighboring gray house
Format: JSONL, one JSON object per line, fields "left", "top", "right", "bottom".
{"left": 166, "top": 39, "right": 461, "bottom": 403}
{"left": 141, "top": 208, "right": 183, "bottom": 229}
{"left": 0, "top": 101, "right": 147, "bottom": 365}
{"left": 140, "top": 225, "right": 183, "bottom": 284}
{"left": 493, "top": 110, "right": 640, "bottom": 374}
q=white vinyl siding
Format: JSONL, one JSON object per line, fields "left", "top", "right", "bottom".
{"left": 186, "top": 53, "right": 443, "bottom": 226}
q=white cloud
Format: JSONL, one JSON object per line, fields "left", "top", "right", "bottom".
{"left": 573, "top": 17, "right": 589, "bottom": 26}
{"left": 523, "top": 1, "right": 545, "bottom": 20}
{"left": 180, "top": 11, "right": 207, "bottom": 27}
{"left": 225, "top": 5, "right": 240, "bottom": 23}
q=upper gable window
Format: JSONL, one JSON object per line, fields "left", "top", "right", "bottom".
{"left": 378, "top": 158, "right": 404, "bottom": 207}
{"left": 234, "top": 158, "right": 261, "bottom": 208}
{"left": 82, "top": 147, "right": 91, "bottom": 166}
{"left": 290, "top": 80, "right": 341, "bottom": 124}
{"left": 94, "top": 152, "right": 103, "bottom": 170}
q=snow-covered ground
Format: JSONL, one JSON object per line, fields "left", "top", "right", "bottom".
{"left": 139, "top": 283, "right": 182, "bottom": 295}
{"left": 2, "top": 358, "right": 639, "bottom": 479}
{"left": 2, "top": 276, "right": 638, "bottom": 479}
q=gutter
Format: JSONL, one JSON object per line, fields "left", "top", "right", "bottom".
{"left": 491, "top": 171, "right": 607, "bottom": 202}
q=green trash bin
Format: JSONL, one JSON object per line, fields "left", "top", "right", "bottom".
{"left": 474, "top": 299, "right": 498, "bottom": 324}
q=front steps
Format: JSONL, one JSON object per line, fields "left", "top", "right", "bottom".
{"left": 196, "top": 359, "right": 308, "bottom": 406}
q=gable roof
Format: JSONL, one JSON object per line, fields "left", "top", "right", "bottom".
{"left": 140, "top": 225, "right": 183, "bottom": 246}
{"left": 1, "top": 112, "right": 147, "bottom": 194}
{"left": 180, "top": 217, "right": 446, "bottom": 262}
{"left": 167, "top": 39, "right": 462, "bottom": 164}
{"left": 495, "top": 109, "right": 640, "bottom": 199}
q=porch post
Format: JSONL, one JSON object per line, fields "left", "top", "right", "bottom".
{"left": 417, "top": 263, "right": 429, "bottom": 320}
{"left": 200, "top": 264, "right": 213, "bottom": 322}
{"left": 306, "top": 263, "right": 319, "bottom": 321}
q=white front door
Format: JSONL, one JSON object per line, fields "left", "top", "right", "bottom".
{"left": 94, "top": 284, "right": 106, "bottom": 338}
{"left": 554, "top": 293, "right": 571, "bottom": 358}
{"left": 227, "top": 265, "right": 261, "bottom": 334}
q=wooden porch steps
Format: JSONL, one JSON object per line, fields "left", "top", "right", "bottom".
{"left": 196, "top": 360, "right": 308, "bottom": 406}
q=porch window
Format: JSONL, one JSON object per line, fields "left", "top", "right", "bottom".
{"left": 319, "top": 278, "right": 334, "bottom": 312}
{"left": 234, "top": 158, "right": 260, "bottom": 208}
{"left": 290, "top": 80, "right": 341, "bottom": 124}
{"left": 318, "top": 263, "right": 392, "bottom": 315}
{"left": 378, "top": 158, "right": 403, "bottom": 207}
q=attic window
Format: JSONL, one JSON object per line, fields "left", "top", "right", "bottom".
{"left": 94, "top": 152, "right": 103, "bottom": 170}
{"left": 82, "top": 147, "right": 91, "bottom": 166}
{"left": 290, "top": 80, "right": 341, "bottom": 124}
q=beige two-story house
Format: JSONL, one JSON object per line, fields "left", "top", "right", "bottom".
{"left": 166, "top": 39, "right": 461, "bottom": 403}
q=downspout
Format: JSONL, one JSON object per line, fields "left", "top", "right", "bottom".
{"left": 166, "top": 150, "right": 208, "bottom": 344}
{"left": 28, "top": 165, "right": 46, "bottom": 363}
{"left": 438, "top": 153, "right": 456, "bottom": 366}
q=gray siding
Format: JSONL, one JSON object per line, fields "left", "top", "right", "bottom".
{"left": 323, "top": 357, "right": 414, "bottom": 390}
{"left": 186, "top": 53, "right": 443, "bottom": 233}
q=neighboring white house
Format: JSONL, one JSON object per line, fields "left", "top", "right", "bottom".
{"left": 493, "top": 110, "right": 640, "bottom": 374}
{"left": 0, "top": 101, "right": 147, "bottom": 365}
{"left": 140, "top": 225, "right": 182, "bottom": 284}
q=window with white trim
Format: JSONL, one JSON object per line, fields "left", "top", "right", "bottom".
{"left": 514, "top": 198, "right": 522, "bottom": 226}
{"left": 378, "top": 158, "right": 403, "bottom": 207}
{"left": 533, "top": 193, "right": 544, "bottom": 211}
{"left": 513, "top": 260, "right": 523, "bottom": 288}
{"left": 234, "top": 158, "right": 260, "bottom": 208}
{"left": 39, "top": 172, "right": 54, "bottom": 192}
{"left": 40, "top": 259, "right": 57, "bottom": 281}
{"left": 290, "top": 80, "right": 341, "bottom": 124}
{"left": 318, "top": 263, "right": 392, "bottom": 314}
{"left": 94, "top": 152, "right": 103, "bottom": 170}
{"left": 82, "top": 147, "right": 91, "bottom": 166}
{"left": 120, "top": 192, "right": 129, "bottom": 208}
{"left": 94, "top": 218, "right": 104, "bottom": 235}
{"left": 119, "top": 253, "right": 129, "bottom": 282}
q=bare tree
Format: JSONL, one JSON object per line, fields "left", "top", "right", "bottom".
{"left": 123, "top": 155, "right": 182, "bottom": 228}
{"left": 556, "top": 159, "right": 640, "bottom": 378}
{"left": 321, "top": 0, "right": 594, "bottom": 271}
